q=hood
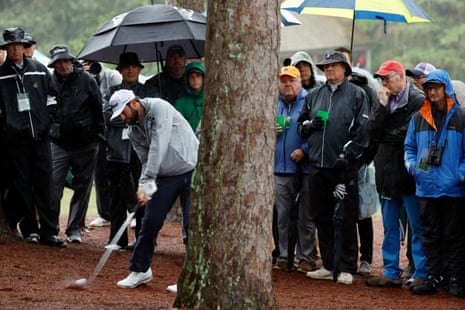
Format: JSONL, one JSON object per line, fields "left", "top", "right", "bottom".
{"left": 184, "top": 61, "right": 205, "bottom": 97}
{"left": 423, "top": 69, "right": 455, "bottom": 101}
{"left": 290, "top": 51, "right": 320, "bottom": 89}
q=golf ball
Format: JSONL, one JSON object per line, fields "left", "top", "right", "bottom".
{"left": 75, "top": 278, "right": 87, "bottom": 286}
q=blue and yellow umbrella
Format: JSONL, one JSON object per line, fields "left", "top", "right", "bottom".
{"left": 281, "top": 0, "right": 432, "bottom": 50}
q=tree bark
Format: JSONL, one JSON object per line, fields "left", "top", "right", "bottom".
{"left": 174, "top": 0, "right": 280, "bottom": 309}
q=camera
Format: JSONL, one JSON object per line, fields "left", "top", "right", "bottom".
{"left": 426, "top": 145, "right": 444, "bottom": 166}
{"left": 89, "top": 62, "right": 102, "bottom": 76}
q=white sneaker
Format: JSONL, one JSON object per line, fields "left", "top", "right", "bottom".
{"left": 166, "top": 284, "right": 177, "bottom": 293}
{"left": 89, "top": 217, "right": 110, "bottom": 227}
{"left": 359, "top": 260, "right": 372, "bottom": 275}
{"left": 130, "top": 218, "right": 136, "bottom": 229}
{"left": 337, "top": 272, "right": 353, "bottom": 285}
{"left": 306, "top": 266, "right": 333, "bottom": 280}
{"left": 117, "top": 268, "right": 153, "bottom": 288}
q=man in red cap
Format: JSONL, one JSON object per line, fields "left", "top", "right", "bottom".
{"left": 365, "top": 60, "right": 427, "bottom": 289}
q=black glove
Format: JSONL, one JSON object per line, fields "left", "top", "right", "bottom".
{"left": 305, "top": 116, "right": 325, "bottom": 130}
{"left": 333, "top": 153, "right": 349, "bottom": 170}
{"left": 299, "top": 116, "right": 324, "bottom": 137}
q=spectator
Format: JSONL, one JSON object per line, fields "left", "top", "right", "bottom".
{"left": 142, "top": 44, "right": 187, "bottom": 103}
{"left": 174, "top": 61, "right": 205, "bottom": 132}
{"left": 23, "top": 32, "right": 36, "bottom": 58}
{"left": 82, "top": 59, "right": 122, "bottom": 228}
{"left": 405, "top": 62, "right": 436, "bottom": 91}
{"left": 0, "top": 27, "right": 65, "bottom": 247}
{"left": 48, "top": 44, "right": 104, "bottom": 243}
{"left": 405, "top": 69, "right": 465, "bottom": 297}
{"left": 336, "top": 46, "right": 378, "bottom": 275}
{"left": 107, "top": 90, "right": 199, "bottom": 288}
{"left": 272, "top": 66, "right": 317, "bottom": 273}
{"left": 365, "top": 60, "right": 427, "bottom": 289}
{"left": 290, "top": 51, "right": 324, "bottom": 90}
{"left": 103, "top": 52, "right": 144, "bottom": 250}
{"left": 298, "top": 50, "right": 370, "bottom": 285}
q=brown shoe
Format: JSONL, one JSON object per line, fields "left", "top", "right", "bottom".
{"left": 296, "top": 260, "right": 317, "bottom": 273}
{"left": 272, "top": 261, "right": 288, "bottom": 271}
{"left": 365, "top": 275, "right": 402, "bottom": 288}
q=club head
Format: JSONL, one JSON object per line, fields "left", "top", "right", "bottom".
{"left": 66, "top": 278, "right": 88, "bottom": 289}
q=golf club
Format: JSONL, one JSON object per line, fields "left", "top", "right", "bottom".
{"left": 67, "top": 204, "right": 141, "bottom": 289}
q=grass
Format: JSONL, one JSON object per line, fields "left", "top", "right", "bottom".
{"left": 60, "top": 186, "right": 98, "bottom": 217}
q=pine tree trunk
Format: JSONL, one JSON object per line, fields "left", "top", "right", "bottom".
{"left": 174, "top": 0, "right": 280, "bottom": 308}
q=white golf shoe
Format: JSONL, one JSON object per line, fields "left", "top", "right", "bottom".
{"left": 117, "top": 268, "right": 153, "bottom": 288}
{"left": 166, "top": 284, "right": 178, "bottom": 293}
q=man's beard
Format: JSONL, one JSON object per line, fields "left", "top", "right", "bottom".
{"left": 126, "top": 105, "right": 139, "bottom": 125}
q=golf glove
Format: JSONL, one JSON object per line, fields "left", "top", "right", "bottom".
{"left": 333, "top": 183, "right": 347, "bottom": 200}
{"left": 140, "top": 179, "right": 157, "bottom": 200}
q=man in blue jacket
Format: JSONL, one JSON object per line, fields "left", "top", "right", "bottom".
{"left": 273, "top": 66, "right": 316, "bottom": 273}
{"left": 404, "top": 69, "right": 465, "bottom": 297}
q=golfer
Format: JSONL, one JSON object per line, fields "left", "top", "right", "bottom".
{"left": 108, "top": 89, "right": 199, "bottom": 288}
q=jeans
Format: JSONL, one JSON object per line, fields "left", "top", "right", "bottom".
{"left": 381, "top": 195, "right": 427, "bottom": 280}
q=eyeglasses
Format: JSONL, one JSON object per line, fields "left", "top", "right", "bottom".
{"left": 379, "top": 72, "right": 400, "bottom": 82}
{"left": 413, "top": 75, "right": 426, "bottom": 80}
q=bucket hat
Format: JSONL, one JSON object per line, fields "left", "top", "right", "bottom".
{"left": 48, "top": 45, "right": 76, "bottom": 67}
{"left": 0, "top": 27, "right": 29, "bottom": 49}
{"left": 116, "top": 52, "right": 144, "bottom": 70}
{"left": 316, "top": 50, "right": 352, "bottom": 77}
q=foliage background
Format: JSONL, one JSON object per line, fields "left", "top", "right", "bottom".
{"left": 0, "top": 0, "right": 463, "bottom": 79}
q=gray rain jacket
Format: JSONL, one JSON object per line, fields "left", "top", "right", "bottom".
{"left": 129, "top": 97, "right": 199, "bottom": 183}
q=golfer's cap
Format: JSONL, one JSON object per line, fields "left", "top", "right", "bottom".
{"left": 166, "top": 45, "right": 185, "bottom": 58}
{"left": 374, "top": 60, "right": 404, "bottom": 78}
{"left": 406, "top": 62, "right": 436, "bottom": 77}
{"left": 280, "top": 66, "right": 300, "bottom": 79}
{"left": 109, "top": 89, "right": 135, "bottom": 120}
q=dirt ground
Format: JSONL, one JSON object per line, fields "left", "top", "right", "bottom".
{"left": 0, "top": 216, "right": 463, "bottom": 309}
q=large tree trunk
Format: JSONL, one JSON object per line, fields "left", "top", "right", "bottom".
{"left": 174, "top": 0, "right": 280, "bottom": 309}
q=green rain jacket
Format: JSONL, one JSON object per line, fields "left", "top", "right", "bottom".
{"left": 174, "top": 62, "right": 204, "bottom": 131}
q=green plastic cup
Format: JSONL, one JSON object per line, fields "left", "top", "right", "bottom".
{"left": 276, "top": 116, "right": 290, "bottom": 129}
{"left": 317, "top": 110, "right": 329, "bottom": 127}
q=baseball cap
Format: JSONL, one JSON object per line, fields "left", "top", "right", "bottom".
{"left": 406, "top": 62, "right": 436, "bottom": 77}
{"left": 109, "top": 89, "right": 135, "bottom": 120}
{"left": 166, "top": 45, "right": 185, "bottom": 58}
{"left": 374, "top": 60, "right": 404, "bottom": 78}
{"left": 280, "top": 66, "right": 300, "bottom": 79}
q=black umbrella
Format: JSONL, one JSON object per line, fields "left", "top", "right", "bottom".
{"left": 77, "top": 5, "right": 206, "bottom": 64}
